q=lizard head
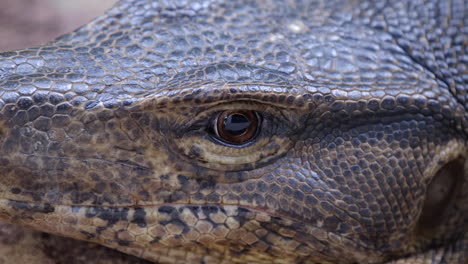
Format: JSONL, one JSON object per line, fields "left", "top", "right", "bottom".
{"left": 0, "top": 1, "right": 467, "bottom": 263}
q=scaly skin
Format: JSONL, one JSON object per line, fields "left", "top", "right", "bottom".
{"left": 0, "top": 0, "right": 467, "bottom": 263}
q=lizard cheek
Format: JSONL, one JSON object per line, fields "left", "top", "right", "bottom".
{"left": 176, "top": 134, "right": 293, "bottom": 174}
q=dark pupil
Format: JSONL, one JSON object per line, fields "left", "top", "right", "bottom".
{"left": 223, "top": 113, "right": 251, "bottom": 136}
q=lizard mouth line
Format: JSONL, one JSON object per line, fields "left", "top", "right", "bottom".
{"left": 0, "top": 198, "right": 284, "bottom": 217}
{"left": 0, "top": 196, "right": 357, "bottom": 236}
{"left": 0, "top": 197, "right": 380, "bottom": 254}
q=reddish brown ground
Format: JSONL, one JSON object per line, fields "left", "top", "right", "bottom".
{"left": 0, "top": 0, "right": 116, "bottom": 51}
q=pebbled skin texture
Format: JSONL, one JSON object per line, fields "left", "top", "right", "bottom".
{"left": 0, "top": 0, "right": 467, "bottom": 263}
{"left": 0, "top": 221, "right": 151, "bottom": 264}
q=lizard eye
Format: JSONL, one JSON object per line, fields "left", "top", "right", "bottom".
{"left": 213, "top": 110, "right": 260, "bottom": 145}
{"left": 176, "top": 102, "right": 296, "bottom": 172}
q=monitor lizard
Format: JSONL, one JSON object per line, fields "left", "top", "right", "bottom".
{"left": 0, "top": 0, "right": 466, "bottom": 263}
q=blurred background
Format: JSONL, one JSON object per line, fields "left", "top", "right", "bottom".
{"left": 0, "top": 0, "right": 117, "bottom": 51}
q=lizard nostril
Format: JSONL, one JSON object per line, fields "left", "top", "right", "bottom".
{"left": 417, "top": 157, "right": 464, "bottom": 233}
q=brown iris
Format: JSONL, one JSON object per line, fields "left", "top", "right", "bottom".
{"left": 215, "top": 110, "right": 259, "bottom": 145}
